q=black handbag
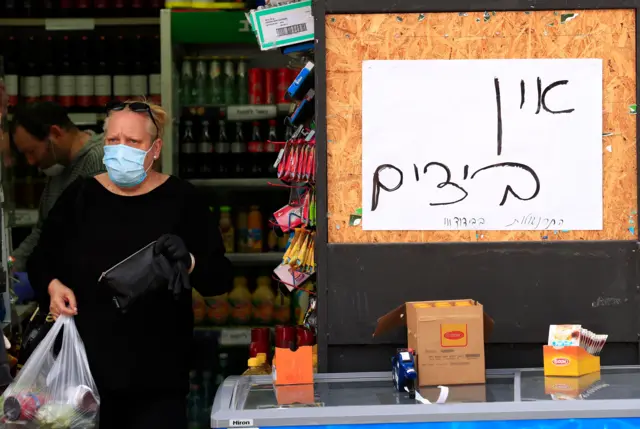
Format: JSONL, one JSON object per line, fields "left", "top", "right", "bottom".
{"left": 98, "top": 241, "right": 191, "bottom": 312}
{"left": 18, "top": 306, "right": 55, "bottom": 367}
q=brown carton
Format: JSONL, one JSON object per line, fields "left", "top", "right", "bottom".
{"left": 374, "top": 299, "right": 494, "bottom": 387}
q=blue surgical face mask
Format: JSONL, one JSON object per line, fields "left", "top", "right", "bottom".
{"left": 103, "top": 143, "right": 155, "bottom": 188}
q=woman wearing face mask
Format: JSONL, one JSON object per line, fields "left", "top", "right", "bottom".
{"left": 26, "top": 101, "right": 233, "bottom": 429}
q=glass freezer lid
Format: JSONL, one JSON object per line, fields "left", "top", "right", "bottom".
{"left": 231, "top": 366, "right": 640, "bottom": 410}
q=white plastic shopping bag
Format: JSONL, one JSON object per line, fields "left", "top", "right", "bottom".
{"left": 1, "top": 316, "right": 99, "bottom": 429}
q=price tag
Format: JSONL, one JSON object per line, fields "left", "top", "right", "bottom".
{"left": 219, "top": 328, "right": 251, "bottom": 346}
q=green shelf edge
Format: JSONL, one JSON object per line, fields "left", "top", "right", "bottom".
{"left": 171, "top": 10, "right": 257, "bottom": 45}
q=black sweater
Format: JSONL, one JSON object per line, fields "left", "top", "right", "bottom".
{"left": 27, "top": 176, "right": 232, "bottom": 395}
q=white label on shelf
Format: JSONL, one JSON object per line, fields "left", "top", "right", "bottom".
{"left": 226, "top": 105, "right": 277, "bottom": 122}
{"left": 149, "top": 73, "right": 161, "bottom": 95}
{"left": 130, "top": 75, "right": 148, "bottom": 98}
{"left": 94, "top": 75, "right": 111, "bottom": 96}
{"left": 23, "top": 76, "right": 41, "bottom": 98}
{"left": 229, "top": 420, "right": 254, "bottom": 428}
{"left": 57, "top": 76, "right": 76, "bottom": 96}
{"left": 45, "top": 18, "right": 96, "bottom": 31}
{"left": 4, "top": 75, "right": 18, "bottom": 96}
{"left": 218, "top": 328, "right": 251, "bottom": 346}
{"left": 76, "top": 75, "right": 94, "bottom": 96}
{"left": 113, "top": 75, "right": 131, "bottom": 97}
{"left": 41, "top": 75, "right": 56, "bottom": 96}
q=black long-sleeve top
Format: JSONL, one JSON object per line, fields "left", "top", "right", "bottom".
{"left": 26, "top": 176, "right": 233, "bottom": 395}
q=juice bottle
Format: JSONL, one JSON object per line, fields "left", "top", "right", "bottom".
{"left": 192, "top": 289, "right": 206, "bottom": 325}
{"left": 228, "top": 276, "right": 252, "bottom": 325}
{"left": 204, "top": 293, "right": 230, "bottom": 326}
{"left": 247, "top": 206, "right": 263, "bottom": 253}
{"left": 219, "top": 206, "right": 235, "bottom": 253}
{"left": 242, "top": 358, "right": 269, "bottom": 376}
{"left": 236, "top": 209, "right": 249, "bottom": 253}
{"left": 273, "top": 293, "right": 291, "bottom": 324}
{"left": 252, "top": 276, "right": 275, "bottom": 325}
{"left": 267, "top": 229, "right": 278, "bottom": 252}
{"left": 277, "top": 233, "right": 289, "bottom": 251}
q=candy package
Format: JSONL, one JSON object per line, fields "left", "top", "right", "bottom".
{"left": 1, "top": 316, "right": 99, "bottom": 429}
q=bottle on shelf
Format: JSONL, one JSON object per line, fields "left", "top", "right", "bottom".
{"left": 194, "top": 58, "right": 208, "bottom": 106}
{"left": 57, "top": 35, "right": 77, "bottom": 109}
{"left": 131, "top": 35, "right": 149, "bottom": 101}
{"left": 265, "top": 119, "right": 278, "bottom": 176}
{"left": 95, "top": 35, "right": 112, "bottom": 107}
{"left": 214, "top": 113, "right": 230, "bottom": 178}
{"left": 208, "top": 58, "right": 223, "bottom": 106}
{"left": 113, "top": 36, "right": 131, "bottom": 102}
{"left": 4, "top": 36, "right": 19, "bottom": 109}
{"left": 247, "top": 205, "right": 263, "bottom": 253}
{"left": 229, "top": 276, "right": 252, "bottom": 325}
{"left": 252, "top": 276, "right": 274, "bottom": 325}
{"left": 230, "top": 122, "right": 246, "bottom": 178}
{"left": 41, "top": 36, "right": 57, "bottom": 103}
{"left": 76, "top": 35, "right": 95, "bottom": 111}
{"left": 148, "top": 34, "right": 162, "bottom": 106}
{"left": 180, "top": 120, "right": 197, "bottom": 179}
{"left": 201, "top": 371, "right": 214, "bottom": 427}
{"left": 197, "top": 119, "right": 213, "bottom": 178}
{"left": 237, "top": 59, "right": 248, "bottom": 105}
{"left": 22, "top": 36, "right": 42, "bottom": 104}
{"left": 181, "top": 58, "right": 194, "bottom": 106}
{"left": 222, "top": 59, "right": 236, "bottom": 105}
{"left": 248, "top": 121, "right": 264, "bottom": 178}
{"left": 219, "top": 206, "right": 235, "bottom": 253}
{"left": 236, "top": 208, "right": 249, "bottom": 253}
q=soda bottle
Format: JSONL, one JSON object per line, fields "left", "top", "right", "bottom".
{"left": 214, "top": 114, "right": 230, "bottom": 178}
{"left": 76, "top": 35, "right": 95, "bottom": 110}
{"left": 197, "top": 119, "right": 214, "bottom": 178}
{"left": 194, "top": 58, "right": 207, "bottom": 105}
{"left": 208, "top": 58, "right": 223, "bottom": 105}
{"left": 22, "top": 36, "right": 42, "bottom": 103}
{"left": 248, "top": 122, "right": 264, "bottom": 178}
{"left": 222, "top": 59, "right": 235, "bottom": 105}
{"left": 57, "top": 35, "right": 76, "bottom": 108}
{"left": 94, "top": 35, "right": 112, "bottom": 107}
{"left": 4, "top": 37, "right": 19, "bottom": 108}
{"left": 265, "top": 120, "right": 278, "bottom": 175}
{"left": 180, "top": 120, "right": 197, "bottom": 179}
{"left": 230, "top": 122, "right": 246, "bottom": 178}
{"left": 130, "top": 35, "right": 149, "bottom": 101}
{"left": 236, "top": 59, "right": 248, "bottom": 105}
{"left": 41, "top": 36, "right": 56, "bottom": 103}
{"left": 181, "top": 58, "right": 194, "bottom": 106}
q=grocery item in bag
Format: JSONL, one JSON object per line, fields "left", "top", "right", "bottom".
{"left": 1, "top": 316, "right": 99, "bottom": 429}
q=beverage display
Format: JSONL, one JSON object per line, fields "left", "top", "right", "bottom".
{"left": 214, "top": 113, "right": 231, "bottom": 177}
{"left": 230, "top": 122, "right": 246, "bottom": 178}
{"left": 248, "top": 122, "right": 264, "bottom": 178}
{"left": 1, "top": 33, "right": 160, "bottom": 111}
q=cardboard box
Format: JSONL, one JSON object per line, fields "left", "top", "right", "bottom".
{"left": 543, "top": 345, "right": 601, "bottom": 377}
{"left": 374, "top": 299, "right": 494, "bottom": 387}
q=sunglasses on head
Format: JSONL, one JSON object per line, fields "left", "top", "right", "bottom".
{"left": 105, "top": 100, "right": 159, "bottom": 140}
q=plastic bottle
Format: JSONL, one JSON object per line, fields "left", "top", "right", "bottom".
{"left": 247, "top": 206, "right": 263, "bottom": 253}
{"left": 205, "top": 293, "right": 230, "bottom": 326}
{"left": 219, "top": 206, "right": 235, "bottom": 253}
{"left": 228, "top": 277, "right": 252, "bottom": 325}
{"left": 236, "top": 209, "right": 249, "bottom": 253}
{"left": 252, "top": 276, "right": 275, "bottom": 325}
{"left": 273, "top": 293, "right": 291, "bottom": 325}
{"left": 243, "top": 358, "right": 269, "bottom": 376}
{"left": 267, "top": 229, "right": 279, "bottom": 252}
{"left": 256, "top": 353, "right": 272, "bottom": 374}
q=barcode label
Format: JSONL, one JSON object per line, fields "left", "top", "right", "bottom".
{"left": 276, "top": 23, "right": 307, "bottom": 37}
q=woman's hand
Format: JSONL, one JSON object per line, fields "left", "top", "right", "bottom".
{"left": 155, "top": 234, "right": 194, "bottom": 271}
{"left": 48, "top": 279, "right": 77, "bottom": 319}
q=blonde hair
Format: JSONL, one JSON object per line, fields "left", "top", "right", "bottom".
{"left": 103, "top": 99, "right": 168, "bottom": 141}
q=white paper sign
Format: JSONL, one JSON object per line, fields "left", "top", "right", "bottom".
{"left": 362, "top": 59, "right": 603, "bottom": 231}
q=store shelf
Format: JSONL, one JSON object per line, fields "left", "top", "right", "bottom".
{"left": 171, "top": 10, "right": 255, "bottom": 44}
{"left": 0, "top": 17, "right": 159, "bottom": 29}
{"left": 170, "top": 3, "right": 246, "bottom": 10}
{"left": 226, "top": 252, "right": 284, "bottom": 265}
{"left": 189, "top": 178, "right": 283, "bottom": 189}
{"left": 184, "top": 104, "right": 292, "bottom": 121}
{"left": 7, "top": 113, "right": 105, "bottom": 127}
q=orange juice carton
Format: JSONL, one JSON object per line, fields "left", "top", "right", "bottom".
{"left": 374, "top": 299, "right": 494, "bottom": 387}
{"left": 544, "top": 325, "right": 607, "bottom": 377}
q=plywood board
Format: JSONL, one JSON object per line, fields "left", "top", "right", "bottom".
{"left": 326, "top": 10, "right": 637, "bottom": 243}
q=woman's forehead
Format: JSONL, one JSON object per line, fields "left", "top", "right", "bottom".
{"left": 107, "top": 110, "right": 148, "bottom": 133}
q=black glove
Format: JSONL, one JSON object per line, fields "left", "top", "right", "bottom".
{"left": 155, "top": 234, "right": 191, "bottom": 269}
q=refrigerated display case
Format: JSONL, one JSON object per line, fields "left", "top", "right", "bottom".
{"left": 211, "top": 367, "right": 640, "bottom": 428}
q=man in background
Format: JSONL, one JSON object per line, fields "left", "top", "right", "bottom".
{"left": 8, "top": 102, "right": 105, "bottom": 272}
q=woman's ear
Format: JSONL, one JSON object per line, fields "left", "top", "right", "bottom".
{"left": 153, "top": 138, "right": 163, "bottom": 160}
